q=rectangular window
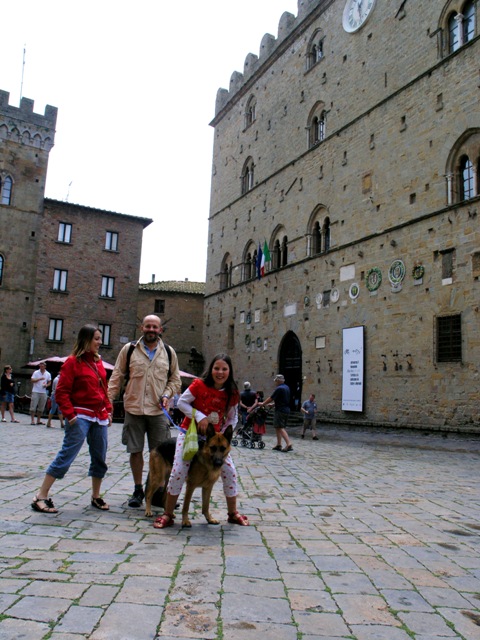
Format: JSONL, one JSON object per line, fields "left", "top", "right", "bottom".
{"left": 98, "top": 323, "right": 111, "bottom": 346}
{"left": 58, "top": 222, "right": 72, "bottom": 243}
{"left": 101, "top": 276, "right": 115, "bottom": 298}
{"left": 154, "top": 299, "right": 165, "bottom": 314}
{"left": 436, "top": 314, "right": 462, "bottom": 363}
{"left": 48, "top": 318, "right": 63, "bottom": 341}
{"left": 105, "top": 231, "right": 119, "bottom": 251}
{"left": 52, "top": 269, "right": 68, "bottom": 291}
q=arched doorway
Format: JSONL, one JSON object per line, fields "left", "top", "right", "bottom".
{"left": 278, "top": 331, "right": 302, "bottom": 411}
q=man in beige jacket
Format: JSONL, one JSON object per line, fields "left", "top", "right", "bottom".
{"left": 108, "top": 315, "right": 181, "bottom": 507}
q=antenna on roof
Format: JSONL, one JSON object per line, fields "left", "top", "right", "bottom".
{"left": 19, "top": 45, "right": 26, "bottom": 103}
{"left": 66, "top": 181, "right": 72, "bottom": 202}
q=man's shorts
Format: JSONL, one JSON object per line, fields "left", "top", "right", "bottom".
{"left": 122, "top": 411, "right": 170, "bottom": 453}
{"left": 303, "top": 417, "right": 317, "bottom": 430}
{"left": 30, "top": 392, "right": 48, "bottom": 414}
{"left": 273, "top": 410, "right": 289, "bottom": 429}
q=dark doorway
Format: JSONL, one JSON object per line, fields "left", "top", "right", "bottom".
{"left": 278, "top": 331, "right": 302, "bottom": 411}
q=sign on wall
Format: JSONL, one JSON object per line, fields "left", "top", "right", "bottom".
{"left": 342, "top": 326, "right": 364, "bottom": 412}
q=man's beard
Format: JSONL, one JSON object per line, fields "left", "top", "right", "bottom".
{"left": 143, "top": 332, "right": 159, "bottom": 345}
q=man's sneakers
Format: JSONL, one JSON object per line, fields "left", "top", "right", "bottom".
{"left": 128, "top": 486, "right": 144, "bottom": 508}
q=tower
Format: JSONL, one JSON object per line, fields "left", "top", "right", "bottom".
{"left": 0, "top": 90, "right": 58, "bottom": 369}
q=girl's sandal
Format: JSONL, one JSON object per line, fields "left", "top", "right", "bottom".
{"left": 227, "top": 511, "right": 249, "bottom": 526}
{"left": 91, "top": 496, "right": 110, "bottom": 510}
{"left": 31, "top": 496, "right": 58, "bottom": 513}
{"left": 153, "top": 512, "right": 175, "bottom": 529}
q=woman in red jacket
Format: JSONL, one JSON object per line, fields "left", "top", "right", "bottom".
{"left": 31, "top": 325, "right": 112, "bottom": 514}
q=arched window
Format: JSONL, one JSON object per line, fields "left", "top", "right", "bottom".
{"left": 312, "top": 221, "right": 321, "bottom": 255}
{"left": 241, "top": 157, "right": 255, "bottom": 195}
{"left": 1, "top": 176, "right": 13, "bottom": 205}
{"left": 307, "top": 103, "right": 326, "bottom": 149}
{"left": 460, "top": 156, "right": 474, "bottom": 200}
{"left": 0, "top": 254, "right": 4, "bottom": 286}
{"left": 446, "top": 129, "right": 480, "bottom": 203}
{"left": 242, "top": 242, "right": 256, "bottom": 281}
{"left": 272, "top": 239, "right": 281, "bottom": 270}
{"left": 323, "top": 218, "right": 331, "bottom": 252}
{"left": 220, "top": 255, "right": 232, "bottom": 290}
{"left": 306, "top": 29, "right": 325, "bottom": 70}
{"left": 245, "top": 95, "right": 256, "bottom": 128}
{"left": 281, "top": 236, "right": 288, "bottom": 267}
{"left": 446, "top": 1, "right": 476, "bottom": 53}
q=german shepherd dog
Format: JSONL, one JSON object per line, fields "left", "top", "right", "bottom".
{"left": 145, "top": 423, "right": 233, "bottom": 528}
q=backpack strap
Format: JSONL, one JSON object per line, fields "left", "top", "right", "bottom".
{"left": 123, "top": 340, "right": 138, "bottom": 388}
{"left": 164, "top": 343, "right": 172, "bottom": 379}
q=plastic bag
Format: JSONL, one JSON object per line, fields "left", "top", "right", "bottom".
{"left": 182, "top": 408, "right": 199, "bottom": 461}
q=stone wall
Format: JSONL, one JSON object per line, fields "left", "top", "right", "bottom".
{"left": 205, "top": 0, "right": 480, "bottom": 430}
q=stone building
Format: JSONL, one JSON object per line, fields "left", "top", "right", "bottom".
{"left": 138, "top": 279, "right": 205, "bottom": 374}
{"left": 205, "top": 0, "right": 480, "bottom": 430}
{"left": 0, "top": 90, "right": 152, "bottom": 387}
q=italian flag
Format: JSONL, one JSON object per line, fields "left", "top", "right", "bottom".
{"left": 260, "top": 240, "right": 271, "bottom": 277}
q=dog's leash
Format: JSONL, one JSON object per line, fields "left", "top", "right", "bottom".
{"left": 161, "top": 406, "right": 210, "bottom": 441}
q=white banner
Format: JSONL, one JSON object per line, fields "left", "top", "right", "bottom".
{"left": 342, "top": 326, "right": 364, "bottom": 412}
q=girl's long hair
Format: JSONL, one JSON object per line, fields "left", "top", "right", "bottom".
{"left": 71, "top": 324, "right": 101, "bottom": 361}
{"left": 202, "top": 352, "right": 239, "bottom": 408}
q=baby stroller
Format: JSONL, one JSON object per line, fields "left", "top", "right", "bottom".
{"left": 232, "top": 406, "right": 268, "bottom": 449}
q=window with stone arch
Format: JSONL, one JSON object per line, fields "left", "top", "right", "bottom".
{"left": 219, "top": 253, "right": 233, "bottom": 290}
{"left": 307, "top": 206, "right": 331, "bottom": 256}
{"left": 306, "top": 28, "right": 325, "bottom": 70}
{"left": 445, "top": 129, "right": 479, "bottom": 204}
{"left": 241, "top": 157, "right": 255, "bottom": 195}
{"left": 242, "top": 241, "right": 256, "bottom": 282}
{"left": 270, "top": 227, "right": 288, "bottom": 270}
{"left": 245, "top": 95, "right": 256, "bottom": 129}
{"left": 0, "top": 175, "right": 13, "bottom": 205}
{"left": 307, "top": 102, "right": 326, "bottom": 149}
{"left": 440, "top": 0, "right": 476, "bottom": 55}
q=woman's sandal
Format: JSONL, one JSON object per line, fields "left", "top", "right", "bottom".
{"left": 91, "top": 496, "right": 109, "bottom": 510}
{"left": 153, "top": 512, "right": 175, "bottom": 529}
{"left": 31, "top": 496, "right": 58, "bottom": 513}
{"left": 227, "top": 511, "right": 249, "bottom": 526}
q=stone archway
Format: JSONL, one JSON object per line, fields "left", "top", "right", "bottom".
{"left": 278, "top": 331, "right": 302, "bottom": 411}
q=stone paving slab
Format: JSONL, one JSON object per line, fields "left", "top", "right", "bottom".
{"left": 0, "top": 418, "right": 479, "bottom": 639}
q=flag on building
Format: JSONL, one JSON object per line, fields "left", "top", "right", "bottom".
{"left": 256, "top": 242, "right": 263, "bottom": 279}
{"left": 261, "top": 240, "right": 271, "bottom": 277}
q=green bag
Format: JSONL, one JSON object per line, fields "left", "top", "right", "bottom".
{"left": 182, "top": 408, "right": 199, "bottom": 461}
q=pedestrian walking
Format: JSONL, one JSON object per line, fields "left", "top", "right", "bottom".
{"left": 1, "top": 365, "right": 19, "bottom": 423}
{"left": 29, "top": 362, "right": 51, "bottom": 425}
{"left": 46, "top": 373, "right": 64, "bottom": 428}
{"left": 301, "top": 393, "right": 318, "bottom": 440}
{"left": 258, "top": 374, "right": 293, "bottom": 452}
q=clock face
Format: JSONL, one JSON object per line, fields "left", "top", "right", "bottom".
{"left": 343, "top": 0, "right": 377, "bottom": 33}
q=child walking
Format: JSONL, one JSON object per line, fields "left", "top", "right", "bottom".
{"left": 153, "top": 353, "right": 249, "bottom": 528}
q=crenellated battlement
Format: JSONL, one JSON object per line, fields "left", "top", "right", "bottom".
{"left": 0, "top": 89, "right": 57, "bottom": 151}
{"left": 214, "top": 0, "right": 321, "bottom": 118}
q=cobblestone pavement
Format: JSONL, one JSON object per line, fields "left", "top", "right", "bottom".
{"left": 0, "top": 415, "right": 479, "bottom": 639}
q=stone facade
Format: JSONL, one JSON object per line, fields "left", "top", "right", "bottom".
{"left": 205, "top": 0, "right": 480, "bottom": 430}
{"left": 138, "top": 280, "right": 205, "bottom": 375}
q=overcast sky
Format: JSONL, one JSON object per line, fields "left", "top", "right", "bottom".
{"left": 1, "top": 0, "right": 299, "bottom": 283}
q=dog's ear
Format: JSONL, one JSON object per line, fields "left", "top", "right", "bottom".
{"left": 206, "top": 423, "right": 216, "bottom": 440}
{"left": 223, "top": 424, "right": 233, "bottom": 444}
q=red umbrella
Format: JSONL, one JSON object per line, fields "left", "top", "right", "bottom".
{"left": 26, "top": 356, "right": 115, "bottom": 371}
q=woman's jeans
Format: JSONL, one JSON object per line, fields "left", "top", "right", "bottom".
{"left": 46, "top": 417, "right": 108, "bottom": 480}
